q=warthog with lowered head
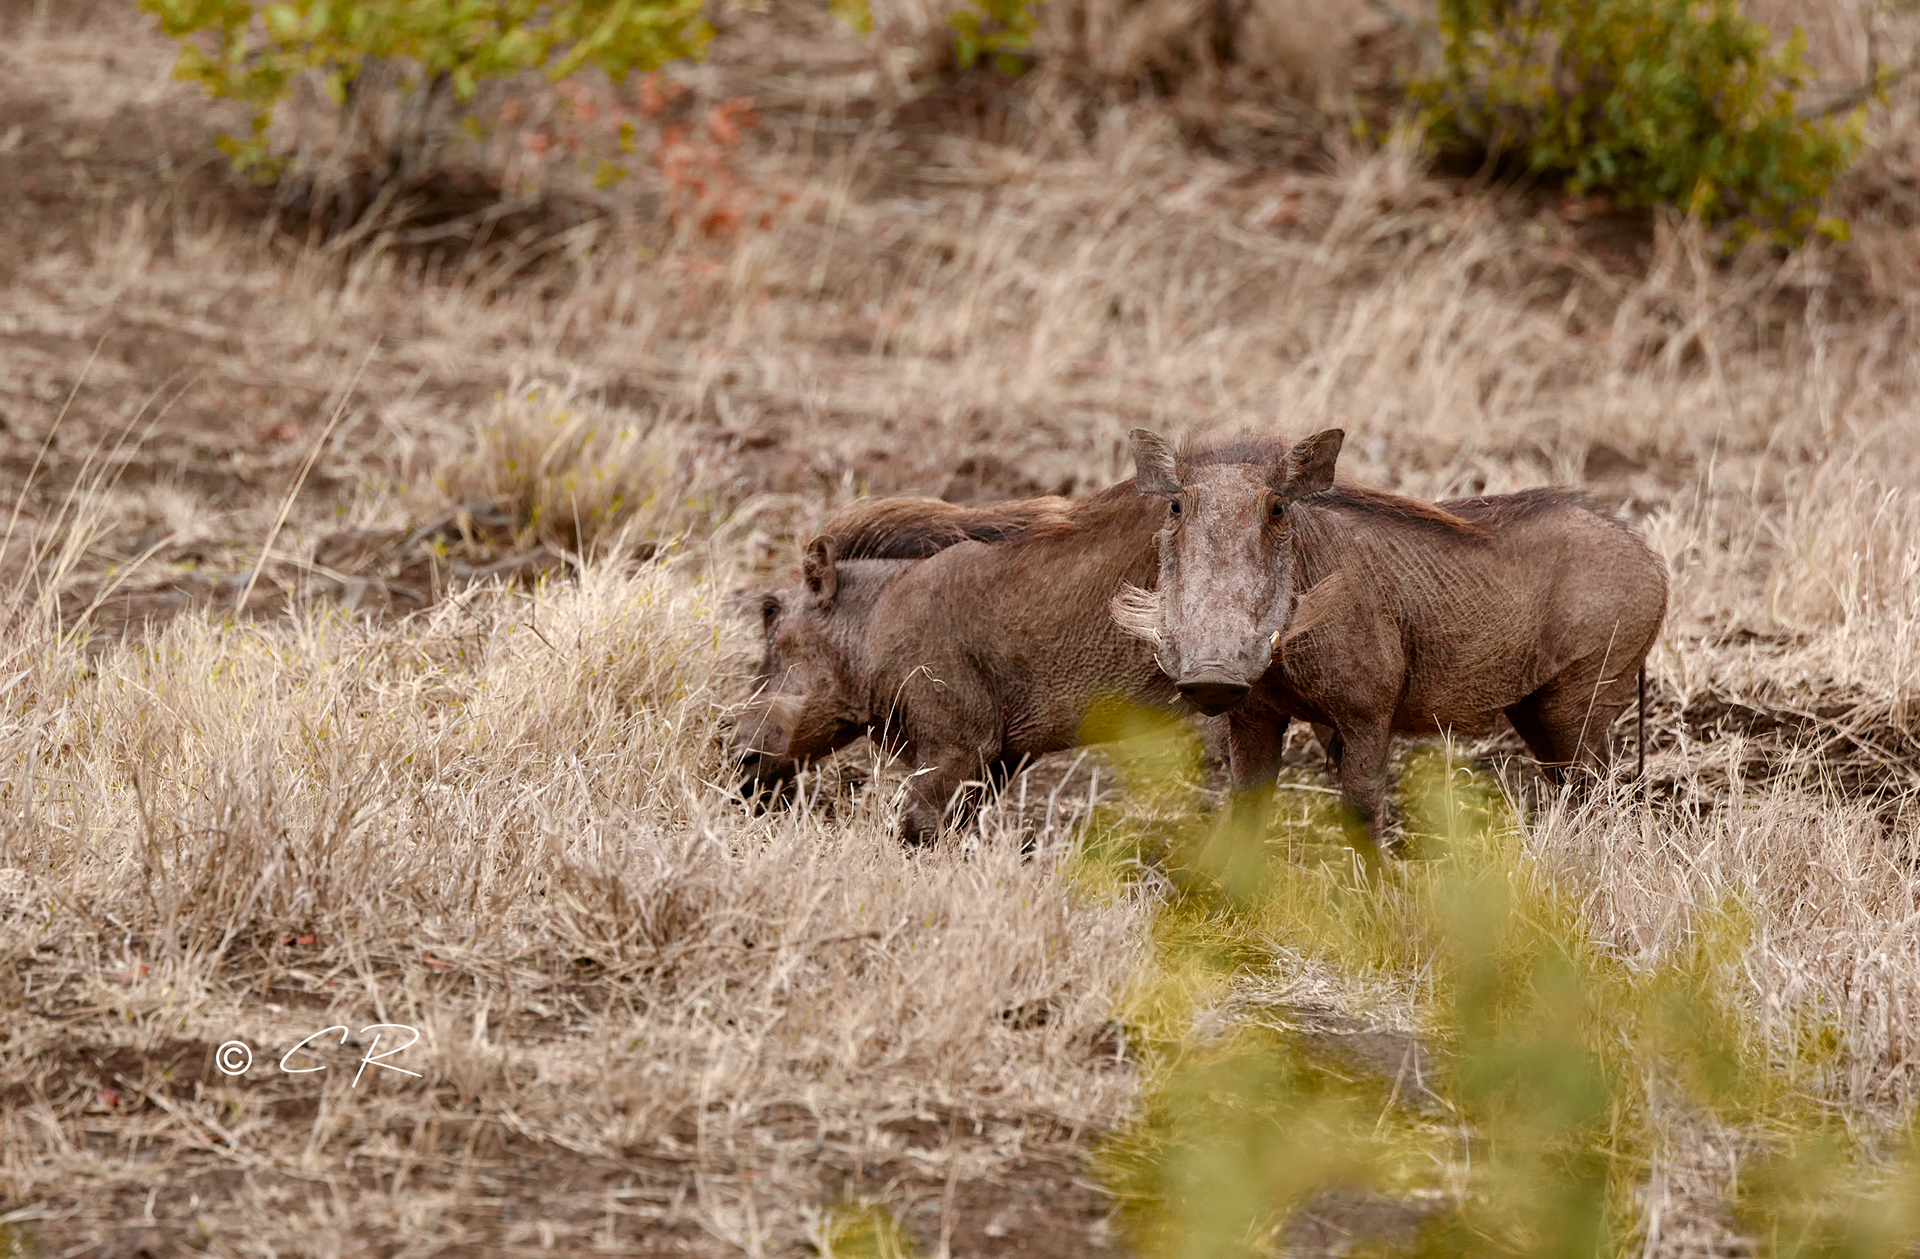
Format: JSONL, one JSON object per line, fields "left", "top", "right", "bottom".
{"left": 1112, "top": 428, "right": 1669, "bottom": 850}
{"left": 731, "top": 488, "right": 1200, "bottom": 846}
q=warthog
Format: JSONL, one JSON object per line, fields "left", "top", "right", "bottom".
{"left": 1113, "top": 428, "right": 1669, "bottom": 848}
{"left": 731, "top": 489, "right": 1189, "bottom": 845}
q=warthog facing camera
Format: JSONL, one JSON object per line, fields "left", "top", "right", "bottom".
{"left": 1113, "top": 428, "right": 1669, "bottom": 846}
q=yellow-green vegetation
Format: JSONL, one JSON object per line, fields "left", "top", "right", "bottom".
{"left": 1077, "top": 709, "right": 1920, "bottom": 1257}
{"left": 943, "top": 0, "right": 1038, "bottom": 74}
{"left": 815, "top": 1199, "right": 924, "bottom": 1259}
{"left": 832, "top": 0, "right": 1035, "bottom": 72}
{"left": 137, "top": 0, "right": 715, "bottom": 173}
{"left": 1412, "top": 0, "right": 1870, "bottom": 241}
{"left": 142, "top": 0, "right": 1044, "bottom": 180}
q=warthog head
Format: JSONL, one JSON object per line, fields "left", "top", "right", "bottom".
{"left": 730, "top": 537, "right": 881, "bottom": 791}
{"left": 1112, "top": 427, "right": 1346, "bottom": 715}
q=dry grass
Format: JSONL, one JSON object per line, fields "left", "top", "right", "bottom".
{"left": 4, "top": 0, "right": 1920, "bottom": 1253}
{"left": 1, "top": 562, "right": 1139, "bottom": 1251}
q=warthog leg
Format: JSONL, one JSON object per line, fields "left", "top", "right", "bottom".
{"left": 1222, "top": 710, "right": 1289, "bottom": 832}
{"left": 1224, "top": 711, "right": 1288, "bottom": 791}
{"left": 1231, "top": 707, "right": 1383, "bottom": 866}
{"left": 1311, "top": 723, "right": 1341, "bottom": 772}
{"left": 1329, "top": 718, "right": 1391, "bottom": 865}
{"left": 1509, "top": 644, "right": 1642, "bottom": 787}
{"left": 1502, "top": 693, "right": 1566, "bottom": 784}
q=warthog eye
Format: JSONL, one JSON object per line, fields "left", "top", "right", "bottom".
{"left": 760, "top": 595, "right": 780, "bottom": 628}
{"left": 1271, "top": 499, "right": 1285, "bottom": 519}
{"left": 1168, "top": 498, "right": 1182, "bottom": 518}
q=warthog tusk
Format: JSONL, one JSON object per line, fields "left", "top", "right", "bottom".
{"left": 1270, "top": 629, "right": 1282, "bottom": 651}
{"left": 1151, "top": 629, "right": 1163, "bottom": 646}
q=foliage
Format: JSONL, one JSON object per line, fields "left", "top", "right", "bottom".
{"left": 1410, "top": 0, "right": 1871, "bottom": 242}
{"left": 138, "top": 0, "right": 716, "bottom": 174}
{"left": 947, "top": 0, "right": 1037, "bottom": 75}
{"left": 830, "top": 0, "right": 1035, "bottom": 74}
{"left": 504, "top": 73, "right": 793, "bottom": 237}
{"left": 1075, "top": 708, "right": 1920, "bottom": 1257}
{"left": 814, "top": 1200, "right": 922, "bottom": 1258}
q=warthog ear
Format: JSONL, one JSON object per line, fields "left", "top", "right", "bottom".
{"left": 803, "top": 536, "right": 839, "bottom": 604}
{"left": 1129, "top": 429, "right": 1182, "bottom": 497}
{"left": 1279, "top": 428, "right": 1344, "bottom": 499}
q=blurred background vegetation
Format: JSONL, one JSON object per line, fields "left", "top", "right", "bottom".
{"left": 141, "top": 0, "right": 1886, "bottom": 243}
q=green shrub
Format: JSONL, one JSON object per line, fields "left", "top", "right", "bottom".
{"left": 138, "top": 0, "right": 716, "bottom": 174}
{"left": 845, "top": 0, "right": 1867, "bottom": 236}
{"left": 1411, "top": 0, "right": 1871, "bottom": 242}
{"left": 1076, "top": 709, "right": 1920, "bottom": 1259}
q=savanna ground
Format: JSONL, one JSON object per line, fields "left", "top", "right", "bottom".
{"left": 3, "top": 0, "right": 1920, "bottom": 1254}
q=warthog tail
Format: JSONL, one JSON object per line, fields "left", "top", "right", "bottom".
{"left": 1637, "top": 663, "right": 1647, "bottom": 782}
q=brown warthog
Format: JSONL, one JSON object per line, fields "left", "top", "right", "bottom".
{"left": 1113, "top": 428, "right": 1669, "bottom": 849}
{"left": 731, "top": 489, "right": 1191, "bottom": 845}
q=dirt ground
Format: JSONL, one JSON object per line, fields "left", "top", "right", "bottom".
{"left": 5, "top": 0, "right": 1920, "bottom": 1254}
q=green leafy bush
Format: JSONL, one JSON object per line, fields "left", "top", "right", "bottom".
{"left": 138, "top": 0, "right": 716, "bottom": 174}
{"left": 1411, "top": 0, "right": 1871, "bottom": 241}
{"left": 1076, "top": 708, "right": 1920, "bottom": 1258}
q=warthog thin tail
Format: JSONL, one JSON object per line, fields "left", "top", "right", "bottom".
{"left": 1637, "top": 663, "right": 1647, "bottom": 782}
{"left": 1109, "top": 582, "right": 1161, "bottom": 643}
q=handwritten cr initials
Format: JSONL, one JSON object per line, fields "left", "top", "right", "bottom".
{"left": 278, "top": 1023, "right": 425, "bottom": 1085}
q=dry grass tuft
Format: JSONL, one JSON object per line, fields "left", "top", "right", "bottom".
{"left": 417, "top": 379, "right": 716, "bottom": 555}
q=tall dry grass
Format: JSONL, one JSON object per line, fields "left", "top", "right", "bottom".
{"left": 0, "top": 552, "right": 1141, "bottom": 1248}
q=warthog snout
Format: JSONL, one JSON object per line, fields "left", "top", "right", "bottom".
{"left": 733, "top": 547, "right": 891, "bottom": 805}
{"left": 732, "top": 747, "right": 798, "bottom": 808}
{"left": 1174, "top": 669, "right": 1252, "bottom": 715}
{"left": 727, "top": 699, "right": 808, "bottom": 809}
{"left": 728, "top": 701, "right": 793, "bottom": 759}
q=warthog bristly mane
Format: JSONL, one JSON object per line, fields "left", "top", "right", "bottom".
{"left": 820, "top": 496, "right": 1074, "bottom": 561}
{"left": 1438, "top": 485, "right": 1629, "bottom": 531}
{"left": 1178, "top": 437, "right": 1491, "bottom": 539}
